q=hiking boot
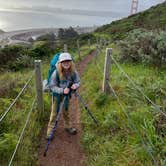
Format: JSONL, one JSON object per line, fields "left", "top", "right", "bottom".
{"left": 65, "top": 127, "right": 77, "bottom": 135}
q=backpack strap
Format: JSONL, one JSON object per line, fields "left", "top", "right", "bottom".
{"left": 55, "top": 70, "right": 76, "bottom": 84}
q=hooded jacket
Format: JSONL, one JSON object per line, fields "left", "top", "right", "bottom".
{"left": 50, "top": 69, "right": 80, "bottom": 94}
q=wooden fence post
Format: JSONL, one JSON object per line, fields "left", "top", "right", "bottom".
{"left": 96, "top": 38, "right": 99, "bottom": 46}
{"left": 102, "top": 48, "right": 112, "bottom": 94}
{"left": 64, "top": 44, "right": 68, "bottom": 52}
{"left": 94, "top": 45, "right": 98, "bottom": 64}
{"left": 100, "top": 39, "right": 103, "bottom": 49}
{"left": 35, "top": 60, "right": 44, "bottom": 112}
{"left": 88, "top": 39, "right": 91, "bottom": 51}
{"left": 77, "top": 40, "right": 81, "bottom": 60}
{"left": 104, "top": 39, "right": 107, "bottom": 48}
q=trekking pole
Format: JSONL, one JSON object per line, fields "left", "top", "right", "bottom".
{"left": 74, "top": 91, "right": 98, "bottom": 126}
{"left": 43, "top": 95, "right": 67, "bottom": 157}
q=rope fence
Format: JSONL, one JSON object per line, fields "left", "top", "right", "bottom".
{"left": 0, "top": 72, "right": 34, "bottom": 123}
{"left": 0, "top": 38, "right": 101, "bottom": 165}
{"left": 111, "top": 55, "right": 166, "bottom": 117}
{"left": 8, "top": 96, "right": 37, "bottom": 166}
{"left": 108, "top": 81, "right": 158, "bottom": 165}
{"left": 1, "top": 38, "right": 162, "bottom": 165}
{"left": 94, "top": 44, "right": 165, "bottom": 107}
{"left": 94, "top": 45, "right": 164, "bottom": 166}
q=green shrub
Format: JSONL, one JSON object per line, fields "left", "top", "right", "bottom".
{"left": 9, "top": 55, "right": 34, "bottom": 71}
{"left": 95, "top": 92, "right": 108, "bottom": 107}
{"left": 0, "top": 133, "right": 17, "bottom": 164}
{"left": 118, "top": 29, "right": 166, "bottom": 67}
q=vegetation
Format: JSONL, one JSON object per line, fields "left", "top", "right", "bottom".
{"left": 95, "top": 2, "right": 166, "bottom": 40}
{"left": 0, "top": 1, "right": 166, "bottom": 165}
{"left": 80, "top": 44, "right": 166, "bottom": 166}
{"left": 58, "top": 27, "right": 79, "bottom": 40}
{"left": 0, "top": 69, "right": 49, "bottom": 165}
{"left": 36, "top": 33, "right": 56, "bottom": 41}
{"left": 0, "top": 37, "right": 95, "bottom": 165}
{"left": 78, "top": 2, "right": 166, "bottom": 165}
{"left": 0, "top": 41, "right": 60, "bottom": 71}
{"left": 0, "top": 29, "right": 5, "bottom": 34}
{"left": 118, "top": 29, "right": 166, "bottom": 68}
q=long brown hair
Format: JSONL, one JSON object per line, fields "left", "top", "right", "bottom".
{"left": 57, "top": 61, "right": 75, "bottom": 80}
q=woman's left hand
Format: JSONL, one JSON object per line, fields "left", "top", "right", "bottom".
{"left": 71, "top": 84, "right": 77, "bottom": 90}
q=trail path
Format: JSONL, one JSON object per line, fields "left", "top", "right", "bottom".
{"left": 37, "top": 51, "right": 95, "bottom": 166}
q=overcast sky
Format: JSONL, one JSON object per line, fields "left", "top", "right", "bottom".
{"left": 0, "top": 0, "right": 164, "bottom": 13}
{"left": 0, "top": 0, "right": 164, "bottom": 31}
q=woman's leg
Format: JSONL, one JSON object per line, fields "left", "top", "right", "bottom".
{"left": 63, "top": 109, "right": 70, "bottom": 129}
{"left": 47, "top": 96, "right": 57, "bottom": 137}
{"left": 63, "top": 97, "right": 77, "bottom": 134}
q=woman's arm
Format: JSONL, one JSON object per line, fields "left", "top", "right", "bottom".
{"left": 50, "top": 70, "right": 64, "bottom": 94}
{"left": 71, "top": 71, "right": 81, "bottom": 89}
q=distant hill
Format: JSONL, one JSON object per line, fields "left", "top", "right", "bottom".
{"left": 95, "top": 2, "right": 166, "bottom": 40}
{"left": 0, "top": 29, "right": 5, "bottom": 34}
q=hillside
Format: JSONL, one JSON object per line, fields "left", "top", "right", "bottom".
{"left": 95, "top": 2, "right": 166, "bottom": 39}
{"left": 0, "top": 29, "right": 5, "bottom": 34}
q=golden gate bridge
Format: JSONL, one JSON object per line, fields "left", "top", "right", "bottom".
{"left": 130, "top": 0, "right": 165, "bottom": 15}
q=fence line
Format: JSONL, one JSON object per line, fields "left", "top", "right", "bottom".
{"left": 111, "top": 55, "right": 166, "bottom": 117}
{"left": 0, "top": 73, "right": 34, "bottom": 123}
{"left": 96, "top": 46, "right": 165, "bottom": 116}
{"left": 94, "top": 48, "right": 162, "bottom": 165}
{"left": 102, "top": 48, "right": 112, "bottom": 94}
{"left": 0, "top": 39, "right": 97, "bottom": 164}
{"left": 35, "top": 60, "right": 44, "bottom": 112}
{"left": 107, "top": 81, "right": 158, "bottom": 166}
{"left": 8, "top": 96, "right": 37, "bottom": 166}
{"left": 0, "top": 39, "right": 162, "bottom": 165}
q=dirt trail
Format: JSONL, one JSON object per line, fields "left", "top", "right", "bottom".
{"left": 37, "top": 51, "right": 95, "bottom": 166}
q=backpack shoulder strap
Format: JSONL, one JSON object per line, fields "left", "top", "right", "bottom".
{"left": 55, "top": 70, "right": 60, "bottom": 84}
{"left": 71, "top": 71, "right": 77, "bottom": 81}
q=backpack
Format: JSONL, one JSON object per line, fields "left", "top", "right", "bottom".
{"left": 47, "top": 52, "right": 61, "bottom": 84}
{"left": 43, "top": 52, "right": 61, "bottom": 92}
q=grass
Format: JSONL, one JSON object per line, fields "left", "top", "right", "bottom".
{"left": 80, "top": 43, "right": 166, "bottom": 166}
{"left": 0, "top": 42, "right": 95, "bottom": 165}
{"left": 70, "top": 44, "right": 96, "bottom": 62}
{"left": 95, "top": 2, "right": 166, "bottom": 40}
{"left": 0, "top": 35, "right": 165, "bottom": 165}
{"left": 0, "top": 65, "right": 51, "bottom": 165}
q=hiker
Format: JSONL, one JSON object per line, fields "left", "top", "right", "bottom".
{"left": 46, "top": 52, "right": 80, "bottom": 139}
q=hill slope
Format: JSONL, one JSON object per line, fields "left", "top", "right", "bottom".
{"left": 0, "top": 29, "right": 5, "bottom": 34}
{"left": 95, "top": 2, "right": 166, "bottom": 39}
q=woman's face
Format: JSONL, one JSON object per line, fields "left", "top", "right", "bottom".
{"left": 61, "top": 60, "right": 71, "bottom": 70}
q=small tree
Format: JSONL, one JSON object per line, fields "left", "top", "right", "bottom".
{"left": 36, "top": 33, "right": 56, "bottom": 41}
{"left": 58, "top": 27, "right": 78, "bottom": 40}
{"left": 58, "top": 28, "right": 65, "bottom": 39}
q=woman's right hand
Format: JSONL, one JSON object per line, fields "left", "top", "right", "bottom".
{"left": 63, "top": 87, "right": 70, "bottom": 94}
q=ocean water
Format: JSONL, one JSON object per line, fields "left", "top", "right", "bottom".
{"left": 0, "top": 10, "right": 121, "bottom": 32}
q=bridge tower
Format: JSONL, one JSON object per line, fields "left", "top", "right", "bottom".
{"left": 131, "top": 0, "right": 139, "bottom": 15}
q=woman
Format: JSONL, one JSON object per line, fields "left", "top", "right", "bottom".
{"left": 47, "top": 52, "right": 80, "bottom": 139}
